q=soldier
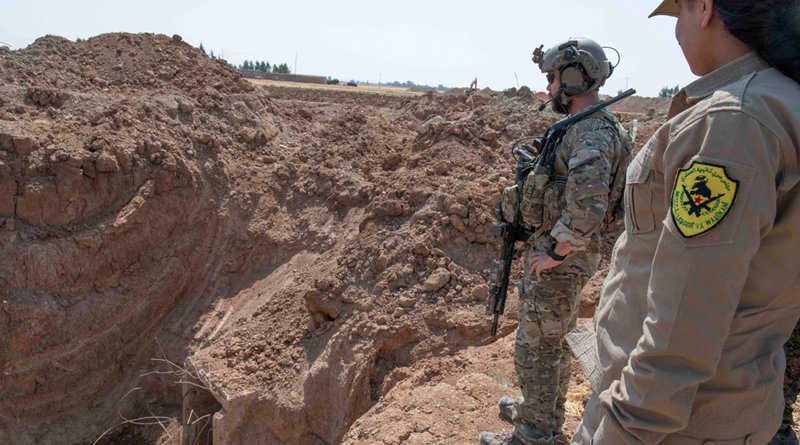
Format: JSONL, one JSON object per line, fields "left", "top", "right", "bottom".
{"left": 480, "top": 38, "right": 632, "bottom": 445}
{"left": 772, "top": 321, "right": 800, "bottom": 445}
{"left": 569, "top": 0, "right": 800, "bottom": 444}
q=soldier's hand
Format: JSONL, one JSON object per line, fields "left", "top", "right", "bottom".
{"left": 530, "top": 251, "right": 563, "bottom": 281}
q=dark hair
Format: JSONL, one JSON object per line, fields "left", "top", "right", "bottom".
{"left": 715, "top": 0, "right": 800, "bottom": 83}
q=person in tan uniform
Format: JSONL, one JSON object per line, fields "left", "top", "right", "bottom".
{"left": 567, "top": 0, "right": 800, "bottom": 444}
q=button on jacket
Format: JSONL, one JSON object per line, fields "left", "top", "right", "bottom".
{"left": 569, "top": 53, "right": 800, "bottom": 444}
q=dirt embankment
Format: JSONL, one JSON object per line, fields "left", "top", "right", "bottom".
{"left": 0, "top": 33, "right": 668, "bottom": 445}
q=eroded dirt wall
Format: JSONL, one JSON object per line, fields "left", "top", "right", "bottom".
{"left": 0, "top": 33, "right": 668, "bottom": 445}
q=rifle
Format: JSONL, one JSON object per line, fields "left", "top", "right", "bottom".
{"left": 487, "top": 143, "right": 536, "bottom": 336}
{"left": 487, "top": 88, "right": 636, "bottom": 336}
{"left": 682, "top": 184, "right": 727, "bottom": 217}
{"left": 538, "top": 89, "right": 636, "bottom": 171}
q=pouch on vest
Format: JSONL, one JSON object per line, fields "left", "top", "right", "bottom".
{"left": 499, "top": 185, "right": 519, "bottom": 224}
{"left": 603, "top": 122, "right": 633, "bottom": 226}
{"left": 520, "top": 164, "right": 551, "bottom": 229}
{"left": 542, "top": 178, "right": 567, "bottom": 230}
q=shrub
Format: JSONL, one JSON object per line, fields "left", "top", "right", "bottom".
{"left": 659, "top": 85, "right": 681, "bottom": 98}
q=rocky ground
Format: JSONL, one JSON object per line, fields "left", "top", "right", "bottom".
{"left": 0, "top": 32, "right": 689, "bottom": 445}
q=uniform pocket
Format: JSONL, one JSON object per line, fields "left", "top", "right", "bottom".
{"left": 624, "top": 158, "right": 655, "bottom": 233}
{"left": 542, "top": 179, "right": 566, "bottom": 231}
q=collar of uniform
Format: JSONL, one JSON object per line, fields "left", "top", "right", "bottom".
{"left": 685, "top": 52, "right": 769, "bottom": 104}
{"left": 668, "top": 52, "right": 769, "bottom": 118}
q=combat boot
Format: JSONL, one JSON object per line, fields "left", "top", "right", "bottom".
{"left": 498, "top": 396, "right": 516, "bottom": 423}
{"left": 479, "top": 431, "right": 526, "bottom": 445}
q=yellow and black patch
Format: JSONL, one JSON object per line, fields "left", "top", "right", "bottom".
{"left": 671, "top": 162, "right": 738, "bottom": 238}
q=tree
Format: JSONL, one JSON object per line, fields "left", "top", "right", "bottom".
{"left": 209, "top": 49, "right": 215, "bottom": 59}
{"left": 273, "top": 63, "right": 290, "bottom": 74}
{"left": 659, "top": 84, "right": 681, "bottom": 98}
{"left": 265, "top": 62, "right": 271, "bottom": 72}
{"left": 199, "top": 43, "right": 206, "bottom": 55}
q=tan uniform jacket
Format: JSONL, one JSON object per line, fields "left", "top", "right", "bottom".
{"left": 569, "top": 53, "right": 800, "bottom": 444}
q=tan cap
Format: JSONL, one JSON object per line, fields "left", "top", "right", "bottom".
{"left": 649, "top": 0, "right": 680, "bottom": 18}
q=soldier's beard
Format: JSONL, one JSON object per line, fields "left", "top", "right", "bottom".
{"left": 550, "top": 97, "right": 569, "bottom": 115}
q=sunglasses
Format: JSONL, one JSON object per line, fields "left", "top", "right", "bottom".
{"left": 546, "top": 73, "right": 556, "bottom": 84}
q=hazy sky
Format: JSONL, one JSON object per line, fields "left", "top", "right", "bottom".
{"left": 0, "top": 0, "right": 697, "bottom": 97}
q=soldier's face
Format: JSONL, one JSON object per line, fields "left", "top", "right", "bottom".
{"left": 546, "top": 72, "right": 569, "bottom": 114}
{"left": 546, "top": 71, "right": 561, "bottom": 98}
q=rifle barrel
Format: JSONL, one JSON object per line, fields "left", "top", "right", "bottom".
{"left": 554, "top": 88, "right": 636, "bottom": 131}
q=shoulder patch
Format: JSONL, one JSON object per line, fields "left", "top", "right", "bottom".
{"left": 671, "top": 162, "right": 738, "bottom": 238}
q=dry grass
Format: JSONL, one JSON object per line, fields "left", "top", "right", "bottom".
{"left": 245, "top": 78, "right": 425, "bottom": 97}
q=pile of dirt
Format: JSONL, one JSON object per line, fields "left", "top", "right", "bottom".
{"left": 0, "top": 33, "right": 669, "bottom": 445}
{"left": 0, "top": 32, "right": 276, "bottom": 445}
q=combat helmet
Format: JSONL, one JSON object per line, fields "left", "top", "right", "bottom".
{"left": 533, "top": 38, "right": 614, "bottom": 107}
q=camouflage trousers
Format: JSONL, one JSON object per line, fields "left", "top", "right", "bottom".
{"left": 512, "top": 235, "right": 600, "bottom": 445}
{"left": 777, "top": 319, "right": 800, "bottom": 436}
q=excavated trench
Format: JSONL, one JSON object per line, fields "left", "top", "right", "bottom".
{"left": 0, "top": 33, "right": 670, "bottom": 445}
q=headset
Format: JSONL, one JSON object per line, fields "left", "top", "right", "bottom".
{"left": 556, "top": 41, "right": 614, "bottom": 97}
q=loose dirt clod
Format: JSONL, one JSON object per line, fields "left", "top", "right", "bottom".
{"left": 0, "top": 33, "right": 667, "bottom": 445}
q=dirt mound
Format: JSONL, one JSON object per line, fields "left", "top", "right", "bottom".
{"left": 0, "top": 32, "right": 275, "bottom": 445}
{"left": 0, "top": 33, "right": 669, "bottom": 445}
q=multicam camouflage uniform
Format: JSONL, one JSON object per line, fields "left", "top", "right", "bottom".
{"left": 770, "top": 321, "right": 800, "bottom": 444}
{"left": 505, "top": 108, "right": 630, "bottom": 445}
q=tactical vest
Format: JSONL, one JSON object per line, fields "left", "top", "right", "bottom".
{"left": 605, "top": 118, "right": 633, "bottom": 225}
{"left": 517, "top": 112, "right": 632, "bottom": 236}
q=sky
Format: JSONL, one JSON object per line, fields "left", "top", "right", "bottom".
{"left": 0, "top": 0, "right": 698, "bottom": 98}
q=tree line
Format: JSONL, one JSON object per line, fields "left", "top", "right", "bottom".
{"left": 239, "top": 60, "right": 291, "bottom": 74}
{"left": 659, "top": 84, "right": 681, "bottom": 98}
{"left": 198, "top": 43, "right": 291, "bottom": 74}
{"left": 379, "top": 80, "right": 449, "bottom": 91}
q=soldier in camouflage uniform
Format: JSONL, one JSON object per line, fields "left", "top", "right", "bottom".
{"left": 770, "top": 320, "right": 800, "bottom": 445}
{"left": 480, "top": 38, "right": 632, "bottom": 445}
